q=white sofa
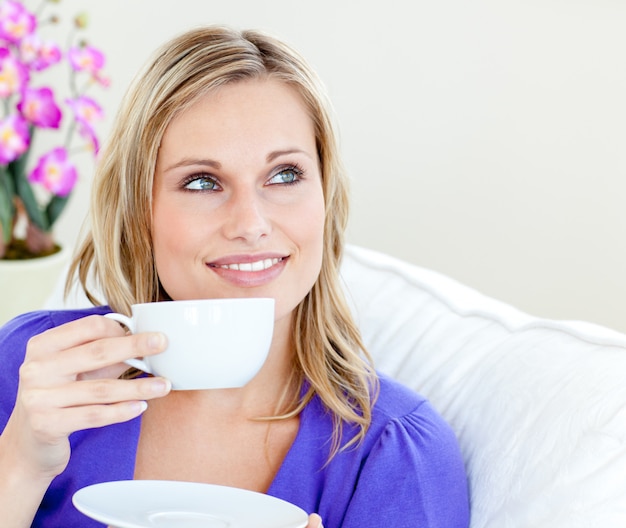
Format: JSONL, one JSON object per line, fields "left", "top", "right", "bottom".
{"left": 48, "top": 245, "right": 626, "bottom": 527}
{"left": 341, "top": 246, "right": 626, "bottom": 528}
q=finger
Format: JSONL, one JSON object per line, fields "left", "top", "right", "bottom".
{"left": 308, "top": 513, "right": 323, "bottom": 528}
{"left": 22, "top": 377, "right": 171, "bottom": 412}
{"left": 27, "top": 399, "right": 150, "bottom": 441}
{"left": 26, "top": 315, "right": 126, "bottom": 360}
{"left": 76, "top": 362, "right": 131, "bottom": 382}
{"left": 62, "top": 331, "right": 167, "bottom": 378}
{"left": 21, "top": 331, "right": 167, "bottom": 387}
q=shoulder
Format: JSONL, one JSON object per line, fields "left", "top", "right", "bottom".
{"left": 350, "top": 373, "right": 469, "bottom": 526}
{"left": 369, "top": 372, "right": 446, "bottom": 435}
{"left": 372, "top": 372, "right": 428, "bottom": 417}
{"left": 366, "top": 372, "right": 464, "bottom": 465}
{"left": 272, "top": 374, "right": 470, "bottom": 527}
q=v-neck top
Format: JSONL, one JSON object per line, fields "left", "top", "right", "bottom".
{"left": 0, "top": 308, "right": 469, "bottom": 528}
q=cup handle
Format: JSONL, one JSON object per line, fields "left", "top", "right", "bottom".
{"left": 104, "top": 312, "right": 152, "bottom": 373}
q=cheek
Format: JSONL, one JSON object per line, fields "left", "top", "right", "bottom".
{"left": 152, "top": 202, "right": 177, "bottom": 256}
{"left": 298, "top": 189, "right": 326, "bottom": 270}
{"left": 294, "top": 181, "right": 325, "bottom": 232}
{"left": 312, "top": 203, "right": 326, "bottom": 254}
{"left": 151, "top": 200, "right": 200, "bottom": 276}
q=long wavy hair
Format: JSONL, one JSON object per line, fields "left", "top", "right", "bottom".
{"left": 68, "top": 25, "right": 378, "bottom": 454}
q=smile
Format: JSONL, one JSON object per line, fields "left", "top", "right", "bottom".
{"left": 214, "top": 257, "right": 283, "bottom": 272}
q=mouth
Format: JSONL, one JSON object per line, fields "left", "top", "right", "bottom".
{"left": 207, "top": 254, "right": 289, "bottom": 272}
{"left": 206, "top": 254, "right": 287, "bottom": 288}
{"left": 211, "top": 257, "right": 285, "bottom": 272}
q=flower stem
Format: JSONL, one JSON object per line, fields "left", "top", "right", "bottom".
{"left": 64, "top": 118, "right": 76, "bottom": 150}
{"left": 33, "top": 0, "right": 48, "bottom": 18}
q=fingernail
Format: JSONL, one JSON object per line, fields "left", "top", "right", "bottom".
{"left": 133, "top": 401, "right": 148, "bottom": 414}
{"left": 150, "top": 378, "right": 171, "bottom": 394}
{"left": 147, "top": 332, "right": 166, "bottom": 350}
{"left": 311, "top": 514, "right": 323, "bottom": 528}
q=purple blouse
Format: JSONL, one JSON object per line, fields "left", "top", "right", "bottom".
{"left": 0, "top": 308, "right": 469, "bottom": 527}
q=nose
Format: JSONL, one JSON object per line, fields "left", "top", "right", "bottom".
{"left": 221, "top": 187, "right": 271, "bottom": 243}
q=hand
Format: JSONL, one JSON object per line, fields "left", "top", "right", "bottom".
{"left": 307, "top": 513, "right": 323, "bottom": 528}
{"left": 1, "top": 315, "right": 171, "bottom": 482}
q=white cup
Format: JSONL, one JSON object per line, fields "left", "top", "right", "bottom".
{"left": 104, "top": 298, "right": 274, "bottom": 390}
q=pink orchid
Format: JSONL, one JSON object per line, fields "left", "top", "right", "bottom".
{"left": 66, "top": 95, "right": 103, "bottom": 127}
{"left": 0, "top": 4, "right": 108, "bottom": 256}
{"left": 28, "top": 147, "right": 77, "bottom": 197}
{"left": 0, "top": 46, "right": 28, "bottom": 96}
{"left": 92, "top": 70, "right": 111, "bottom": 88}
{"left": 0, "top": 114, "right": 29, "bottom": 164}
{"left": 66, "top": 96, "right": 103, "bottom": 153}
{"left": 78, "top": 121, "right": 99, "bottom": 153}
{"left": 68, "top": 44, "right": 105, "bottom": 74}
{"left": 17, "top": 86, "right": 62, "bottom": 129}
{"left": 19, "top": 34, "right": 62, "bottom": 71}
{"left": 0, "top": 0, "right": 36, "bottom": 43}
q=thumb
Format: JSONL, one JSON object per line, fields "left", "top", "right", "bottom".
{"left": 308, "top": 513, "right": 323, "bottom": 528}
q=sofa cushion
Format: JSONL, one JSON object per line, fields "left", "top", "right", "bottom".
{"left": 341, "top": 245, "right": 626, "bottom": 527}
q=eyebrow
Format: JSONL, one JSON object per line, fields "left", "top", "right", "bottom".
{"left": 266, "top": 148, "right": 314, "bottom": 162}
{"left": 163, "top": 148, "right": 314, "bottom": 173}
{"left": 163, "top": 158, "right": 222, "bottom": 172}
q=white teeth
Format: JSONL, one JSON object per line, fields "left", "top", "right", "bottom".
{"left": 218, "top": 258, "right": 281, "bottom": 271}
{"left": 251, "top": 260, "right": 265, "bottom": 271}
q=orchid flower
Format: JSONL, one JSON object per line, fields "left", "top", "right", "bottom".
{"left": 0, "top": 113, "right": 29, "bottom": 163}
{"left": 19, "top": 34, "right": 62, "bottom": 71}
{"left": 65, "top": 95, "right": 103, "bottom": 152}
{"left": 28, "top": 146, "right": 77, "bottom": 197}
{"left": 68, "top": 44, "right": 104, "bottom": 75}
{"left": 0, "top": 46, "right": 28, "bottom": 97}
{"left": 0, "top": 1, "right": 108, "bottom": 258}
{"left": 17, "top": 86, "right": 62, "bottom": 128}
{"left": 0, "top": 0, "right": 35, "bottom": 43}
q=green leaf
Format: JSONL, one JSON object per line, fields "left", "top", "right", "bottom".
{"left": 46, "top": 194, "right": 70, "bottom": 226}
{"left": 0, "top": 166, "right": 16, "bottom": 243}
{"left": 7, "top": 149, "right": 29, "bottom": 181}
{"left": 7, "top": 130, "right": 50, "bottom": 232}
{"left": 12, "top": 163, "right": 49, "bottom": 232}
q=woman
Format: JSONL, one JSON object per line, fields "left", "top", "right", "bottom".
{"left": 0, "top": 26, "right": 469, "bottom": 527}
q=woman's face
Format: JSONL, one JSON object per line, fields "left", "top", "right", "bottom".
{"left": 152, "top": 79, "right": 325, "bottom": 328}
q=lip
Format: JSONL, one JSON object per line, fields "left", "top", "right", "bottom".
{"left": 206, "top": 253, "right": 288, "bottom": 287}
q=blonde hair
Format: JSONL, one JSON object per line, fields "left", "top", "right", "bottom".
{"left": 68, "top": 25, "right": 378, "bottom": 454}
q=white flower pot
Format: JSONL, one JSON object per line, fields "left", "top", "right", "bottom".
{"left": 0, "top": 246, "right": 71, "bottom": 327}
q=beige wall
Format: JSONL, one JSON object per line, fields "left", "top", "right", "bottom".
{"left": 51, "top": 0, "right": 626, "bottom": 332}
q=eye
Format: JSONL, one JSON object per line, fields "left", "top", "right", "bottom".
{"left": 267, "top": 165, "right": 302, "bottom": 186}
{"left": 183, "top": 175, "right": 220, "bottom": 191}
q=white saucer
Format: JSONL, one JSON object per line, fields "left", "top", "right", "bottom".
{"left": 72, "top": 480, "right": 309, "bottom": 528}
